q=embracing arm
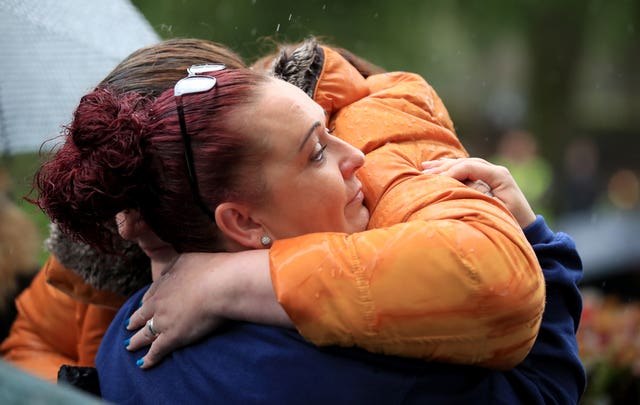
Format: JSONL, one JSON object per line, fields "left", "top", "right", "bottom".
{"left": 269, "top": 184, "right": 543, "bottom": 369}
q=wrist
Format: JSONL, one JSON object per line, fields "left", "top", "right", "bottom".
{"left": 216, "top": 250, "right": 293, "bottom": 327}
{"left": 518, "top": 211, "right": 537, "bottom": 229}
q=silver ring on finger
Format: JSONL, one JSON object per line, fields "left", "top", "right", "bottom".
{"left": 475, "top": 179, "right": 494, "bottom": 197}
{"left": 146, "top": 318, "right": 159, "bottom": 337}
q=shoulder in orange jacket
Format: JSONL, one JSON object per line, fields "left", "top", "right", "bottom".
{"left": 268, "top": 40, "right": 545, "bottom": 369}
{"left": 0, "top": 255, "right": 119, "bottom": 382}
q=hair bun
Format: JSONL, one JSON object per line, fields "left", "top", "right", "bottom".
{"left": 72, "top": 88, "right": 148, "bottom": 150}
{"left": 36, "top": 87, "right": 153, "bottom": 250}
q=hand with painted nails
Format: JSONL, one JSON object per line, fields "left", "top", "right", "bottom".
{"left": 421, "top": 158, "right": 537, "bottom": 229}
{"left": 125, "top": 250, "right": 290, "bottom": 369}
{"left": 124, "top": 252, "right": 231, "bottom": 369}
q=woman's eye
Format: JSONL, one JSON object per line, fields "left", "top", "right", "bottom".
{"left": 312, "top": 143, "right": 328, "bottom": 162}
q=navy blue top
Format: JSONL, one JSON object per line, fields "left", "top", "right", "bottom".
{"left": 97, "top": 216, "right": 586, "bottom": 404}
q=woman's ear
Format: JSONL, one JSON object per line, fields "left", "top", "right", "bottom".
{"left": 116, "top": 209, "right": 143, "bottom": 241}
{"left": 215, "top": 202, "right": 265, "bottom": 249}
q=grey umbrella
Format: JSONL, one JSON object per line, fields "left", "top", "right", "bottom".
{"left": 0, "top": 0, "right": 160, "bottom": 155}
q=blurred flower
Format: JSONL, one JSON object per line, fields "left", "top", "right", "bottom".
{"left": 578, "top": 289, "right": 640, "bottom": 403}
{"left": 607, "top": 169, "right": 639, "bottom": 210}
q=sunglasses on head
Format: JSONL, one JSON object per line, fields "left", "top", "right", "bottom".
{"left": 174, "top": 63, "right": 226, "bottom": 223}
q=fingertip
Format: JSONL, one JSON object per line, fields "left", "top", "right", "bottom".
{"left": 127, "top": 308, "right": 146, "bottom": 330}
{"left": 124, "top": 338, "right": 130, "bottom": 348}
{"left": 142, "top": 357, "right": 155, "bottom": 369}
{"left": 143, "top": 339, "right": 169, "bottom": 370}
{"left": 136, "top": 358, "right": 144, "bottom": 367}
{"left": 124, "top": 317, "right": 130, "bottom": 329}
{"left": 420, "top": 160, "right": 438, "bottom": 169}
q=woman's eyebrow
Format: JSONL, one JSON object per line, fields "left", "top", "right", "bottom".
{"left": 298, "top": 121, "right": 322, "bottom": 151}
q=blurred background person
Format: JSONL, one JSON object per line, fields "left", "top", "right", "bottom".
{"left": 559, "top": 137, "right": 602, "bottom": 214}
{"left": 0, "top": 168, "right": 40, "bottom": 341}
{"left": 492, "top": 129, "right": 553, "bottom": 220}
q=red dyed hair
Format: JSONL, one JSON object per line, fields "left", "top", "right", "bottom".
{"left": 36, "top": 69, "right": 269, "bottom": 253}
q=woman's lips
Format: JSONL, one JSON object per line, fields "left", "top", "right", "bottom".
{"left": 348, "top": 188, "right": 364, "bottom": 205}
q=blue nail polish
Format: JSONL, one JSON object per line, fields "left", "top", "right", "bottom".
{"left": 139, "top": 298, "right": 144, "bottom": 308}
{"left": 124, "top": 318, "right": 130, "bottom": 328}
{"left": 124, "top": 338, "right": 130, "bottom": 347}
{"left": 136, "top": 358, "right": 144, "bottom": 367}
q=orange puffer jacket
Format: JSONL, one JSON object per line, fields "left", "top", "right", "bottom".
{"left": 268, "top": 41, "right": 545, "bottom": 369}
{"left": 0, "top": 256, "right": 121, "bottom": 382}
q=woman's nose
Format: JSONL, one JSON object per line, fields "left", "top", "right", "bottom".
{"left": 339, "top": 140, "right": 365, "bottom": 179}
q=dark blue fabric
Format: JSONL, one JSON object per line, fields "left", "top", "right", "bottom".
{"left": 97, "top": 215, "right": 585, "bottom": 405}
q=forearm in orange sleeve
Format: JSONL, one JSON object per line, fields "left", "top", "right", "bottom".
{"left": 269, "top": 173, "right": 544, "bottom": 369}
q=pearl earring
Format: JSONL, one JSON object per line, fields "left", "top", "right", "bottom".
{"left": 260, "top": 235, "right": 272, "bottom": 246}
